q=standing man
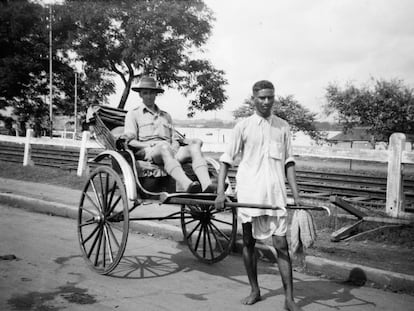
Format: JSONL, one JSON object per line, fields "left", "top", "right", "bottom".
{"left": 215, "top": 80, "right": 302, "bottom": 310}
{"left": 123, "top": 76, "right": 215, "bottom": 193}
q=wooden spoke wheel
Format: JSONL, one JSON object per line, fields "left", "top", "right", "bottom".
{"left": 181, "top": 203, "right": 237, "bottom": 264}
{"left": 78, "top": 166, "right": 129, "bottom": 274}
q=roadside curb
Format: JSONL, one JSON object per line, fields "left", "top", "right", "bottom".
{"left": 305, "top": 256, "right": 414, "bottom": 293}
{"left": 1, "top": 191, "right": 413, "bottom": 293}
{"left": 0, "top": 192, "right": 79, "bottom": 219}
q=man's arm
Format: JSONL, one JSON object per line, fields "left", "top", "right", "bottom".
{"left": 215, "top": 121, "right": 241, "bottom": 210}
{"left": 127, "top": 139, "right": 156, "bottom": 150}
{"left": 215, "top": 162, "right": 230, "bottom": 210}
{"left": 215, "top": 161, "right": 230, "bottom": 210}
{"left": 285, "top": 161, "right": 301, "bottom": 206}
{"left": 170, "top": 138, "right": 181, "bottom": 153}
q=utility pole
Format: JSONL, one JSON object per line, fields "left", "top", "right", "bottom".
{"left": 74, "top": 72, "right": 78, "bottom": 137}
{"left": 49, "top": 3, "right": 53, "bottom": 138}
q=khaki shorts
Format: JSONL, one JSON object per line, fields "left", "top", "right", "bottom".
{"left": 143, "top": 146, "right": 156, "bottom": 162}
{"left": 135, "top": 145, "right": 164, "bottom": 162}
{"left": 140, "top": 143, "right": 178, "bottom": 163}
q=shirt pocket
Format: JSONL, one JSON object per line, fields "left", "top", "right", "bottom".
{"left": 161, "top": 122, "right": 173, "bottom": 138}
{"left": 138, "top": 121, "right": 155, "bottom": 139}
{"left": 269, "top": 142, "right": 283, "bottom": 160}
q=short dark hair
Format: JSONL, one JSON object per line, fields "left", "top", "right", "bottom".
{"left": 252, "top": 80, "right": 274, "bottom": 93}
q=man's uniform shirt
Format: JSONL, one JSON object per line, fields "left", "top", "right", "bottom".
{"left": 124, "top": 104, "right": 177, "bottom": 143}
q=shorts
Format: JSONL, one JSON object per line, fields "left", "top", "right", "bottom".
{"left": 140, "top": 141, "right": 177, "bottom": 163}
{"left": 134, "top": 146, "right": 150, "bottom": 162}
{"left": 240, "top": 214, "right": 287, "bottom": 240}
{"left": 143, "top": 146, "right": 156, "bottom": 162}
{"left": 138, "top": 143, "right": 177, "bottom": 163}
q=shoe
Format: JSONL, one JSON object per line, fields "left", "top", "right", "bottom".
{"left": 186, "top": 181, "right": 202, "bottom": 193}
{"left": 203, "top": 183, "right": 217, "bottom": 193}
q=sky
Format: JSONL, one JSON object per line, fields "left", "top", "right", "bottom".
{"left": 110, "top": 0, "right": 414, "bottom": 121}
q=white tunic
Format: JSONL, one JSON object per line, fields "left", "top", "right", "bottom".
{"left": 219, "top": 113, "right": 295, "bottom": 219}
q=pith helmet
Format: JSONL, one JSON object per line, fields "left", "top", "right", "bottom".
{"left": 131, "top": 76, "right": 164, "bottom": 93}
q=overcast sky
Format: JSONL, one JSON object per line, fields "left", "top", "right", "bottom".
{"left": 112, "top": 0, "right": 414, "bottom": 121}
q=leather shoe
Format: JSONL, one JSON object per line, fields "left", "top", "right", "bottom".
{"left": 186, "top": 181, "right": 202, "bottom": 193}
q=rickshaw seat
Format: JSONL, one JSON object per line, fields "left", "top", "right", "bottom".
{"left": 88, "top": 105, "right": 168, "bottom": 178}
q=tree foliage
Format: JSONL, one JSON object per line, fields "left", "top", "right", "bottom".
{"left": 0, "top": 0, "right": 56, "bottom": 132}
{"left": 324, "top": 78, "right": 414, "bottom": 140}
{"left": 0, "top": 1, "right": 48, "bottom": 104}
{"left": 0, "top": 0, "right": 113, "bottom": 133}
{"left": 0, "top": 0, "right": 226, "bottom": 135}
{"left": 233, "top": 95, "right": 324, "bottom": 141}
{"left": 62, "top": 0, "right": 227, "bottom": 115}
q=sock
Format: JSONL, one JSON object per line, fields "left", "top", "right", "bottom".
{"left": 164, "top": 158, "right": 192, "bottom": 190}
{"left": 191, "top": 157, "right": 212, "bottom": 190}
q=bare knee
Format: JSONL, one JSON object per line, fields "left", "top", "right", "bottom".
{"left": 272, "top": 235, "right": 288, "bottom": 252}
{"left": 157, "top": 142, "right": 174, "bottom": 159}
{"left": 188, "top": 139, "right": 203, "bottom": 156}
{"left": 188, "top": 138, "right": 203, "bottom": 148}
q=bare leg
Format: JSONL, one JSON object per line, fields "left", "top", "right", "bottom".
{"left": 272, "top": 235, "right": 302, "bottom": 311}
{"left": 241, "top": 222, "right": 261, "bottom": 305}
{"left": 175, "top": 140, "right": 212, "bottom": 191}
{"left": 152, "top": 142, "right": 193, "bottom": 190}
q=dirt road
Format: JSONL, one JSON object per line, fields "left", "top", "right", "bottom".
{"left": 1, "top": 204, "right": 414, "bottom": 311}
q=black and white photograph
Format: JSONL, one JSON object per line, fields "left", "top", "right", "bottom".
{"left": 0, "top": 0, "right": 413, "bottom": 310}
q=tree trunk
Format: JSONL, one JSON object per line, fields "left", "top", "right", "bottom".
{"left": 117, "top": 77, "right": 133, "bottom": 109}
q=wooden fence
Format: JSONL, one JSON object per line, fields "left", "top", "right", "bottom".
{"left": 1, "top": 130, "right": 413, "bottom": 220}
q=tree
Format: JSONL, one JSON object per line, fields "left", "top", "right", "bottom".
{"left": 61, "top": 0, "right": 227, "bottom": 115}
{"left": 0, "top": 0, "right": 114, "bottom": 133}
{"left": 233, "top": 95, "right": 324, "bottom": 141}
{"left": 0, "top": 1, "right": 47, "bottom": 104}
{"left": 324, "top": 78, "right": 414, "bottom": 140}
{"left": 0, "top": 0, "right": 56, "bottom": 133}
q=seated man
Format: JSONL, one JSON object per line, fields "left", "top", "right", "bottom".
{"left": 122, "top": 76, "right": 215, "bottom": 194}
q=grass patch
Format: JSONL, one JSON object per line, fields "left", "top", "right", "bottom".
{"left": 0, "top": 161, "right": 87, "bottom": 190}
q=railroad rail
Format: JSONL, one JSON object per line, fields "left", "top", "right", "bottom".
{"left": 0, "top": 141, "right": 104, "bottom": 169}
{"left": 225, "top": 166, "right": 414, "bottom": 211}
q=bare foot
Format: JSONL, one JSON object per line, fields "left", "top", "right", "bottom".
{"left": 241, "top": 291, "right": 261, "bottom": 305}
{"left": 284, "top": 299, "right": 303, "bottom": 311}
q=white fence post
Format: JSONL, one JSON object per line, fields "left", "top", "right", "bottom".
{"left": 77, "top": 131, "right": 90, "bottom": 177}
{"left": 23, "top": 129, "right": 34, "bottom": 166}
{"left": 386, "top": 133, "right": 406, "bottom": 218}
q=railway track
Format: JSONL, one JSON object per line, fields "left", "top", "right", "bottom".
{"left": 296, "top": 171, "right": 414, "bottom": 202}
{"left": 1, "top": 141, "right": 413, "bottom": 210}
{"left": 224, "top": 163, "right": 414, "bottom": 210}
{"left": 0, "top": 142, "right": 103, "bottom": 169}
{"left": 297, "top": 169, "right": 414, "bottom": 190}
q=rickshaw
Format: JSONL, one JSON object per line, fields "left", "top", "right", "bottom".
{"left": 77, "top": 106, "right": 329, "bottom": 275}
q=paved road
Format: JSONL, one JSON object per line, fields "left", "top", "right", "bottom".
{"left": 1, "top": 204, "right": 413, "bottom": 311}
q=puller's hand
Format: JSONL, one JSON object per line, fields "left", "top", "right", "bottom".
{"left": 215, "top": 193, "right": 227, "bottom": 211}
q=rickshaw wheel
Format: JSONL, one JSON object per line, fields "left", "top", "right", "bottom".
{"left": 78, "top": 166, "right": 129, "bottom": 275}
{"left": 181, "top": 203, "right": 237, "bottom": 264}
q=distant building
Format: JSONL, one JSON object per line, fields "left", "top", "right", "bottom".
{"left": 329, "top": 127, "right": 413, "bottom": 150}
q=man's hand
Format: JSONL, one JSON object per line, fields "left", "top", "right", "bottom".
{"left": 171, "top": 140, "right": 180, "bottom": 153}
{"left": 215, "top": 193, "right": 227, "bottom": 211}
{"left": 115, "top": 136, "right": 127, "bottom": 151}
